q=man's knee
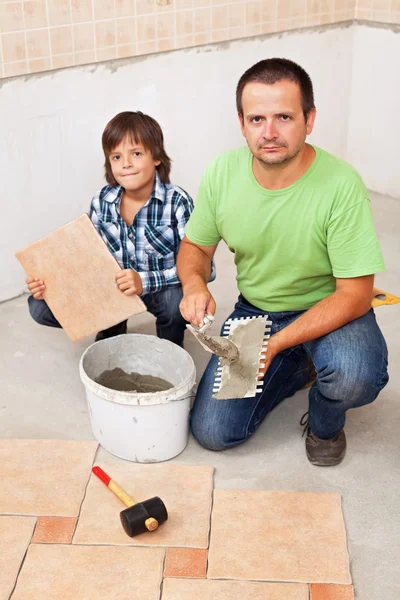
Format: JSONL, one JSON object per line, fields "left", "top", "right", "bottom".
{"left": 190, "top": 412, "right": 230, "bottom": 451}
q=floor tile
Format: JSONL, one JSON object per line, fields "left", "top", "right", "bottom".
{"left": 310, "top": 584, "right": 355, "bottom": 599}
{"left": 32, "top": 517, "right": 77, "bottom": 543}
{"left": 0, "top": 440, "right": 97, "bottom": 516}
{"left": 162, "top": 579, "right": 309, "bottom": 599}
{"left": 208, "top": 490, "right": 351, "bottom": 584}
{"left": 164, "top": 548, "right": 208, "bottom": 578}
{"left": 0, "top": 516, "right": 36, "bottom": 600}
{"left": 12, "top": 544, "right": 164, "bottom": 599}
{"left": 73, "top": 464, "right": 214, "bottom": 547}
{"left": 15, "top": 214, "right": 146, "bottom": 341}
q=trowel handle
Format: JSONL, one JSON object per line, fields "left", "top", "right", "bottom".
{"left": 92, "top": 466, "right": 136, "bottom": 508}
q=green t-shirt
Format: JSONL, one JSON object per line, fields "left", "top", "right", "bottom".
{"left": 185, "top": 145, "right": 385, "bottom": 312}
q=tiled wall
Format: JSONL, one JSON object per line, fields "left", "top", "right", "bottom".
{"left": 0, "top": 0, "right": 397, "bottom": 79}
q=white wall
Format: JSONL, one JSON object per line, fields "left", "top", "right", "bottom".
{"left": 346, "top": 24, "right": 400, "bottom": 199}
{"left": 0, "top": 24, "right": 355, "bottom": 301}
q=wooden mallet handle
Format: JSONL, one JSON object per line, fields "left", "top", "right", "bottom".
{"left": 92, "top": 466, "right": 158, "bottom": 531}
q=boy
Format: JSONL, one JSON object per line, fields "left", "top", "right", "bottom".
{"left": 27, "top": 111, "right": 193, "bottom": 346}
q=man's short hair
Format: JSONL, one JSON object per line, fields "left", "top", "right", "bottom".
{"left": 102, "top": 111, "right": 171, "bottom": 186}
{"left": 236, "top": 58, "right": 315, "bottom": 120}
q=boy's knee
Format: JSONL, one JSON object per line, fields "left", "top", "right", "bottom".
{"left": 27, "top": 295, "right": 45, "bottom": 324}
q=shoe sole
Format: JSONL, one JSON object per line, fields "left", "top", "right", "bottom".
{"left": 306, "top": 448, "right": 346, "bottom": 467}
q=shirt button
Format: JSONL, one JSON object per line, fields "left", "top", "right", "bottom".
{"left": 128, "top": 233, "right": 133, "bottom": 239}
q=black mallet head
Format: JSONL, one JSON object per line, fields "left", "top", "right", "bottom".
{"left": 120, "top": 496, "right": 168, "bottom": 537}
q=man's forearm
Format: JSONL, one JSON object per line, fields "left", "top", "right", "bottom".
{"left": 177, "top": 239, "right": 212, "bottom": 290}
{"left": 273, "top": 288, "right": 372, "bottom": 353}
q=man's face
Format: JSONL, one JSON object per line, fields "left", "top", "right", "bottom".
{"left": 239, "top": 80, "right": 316, "bottom": 166}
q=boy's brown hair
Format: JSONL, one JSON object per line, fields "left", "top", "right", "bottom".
{"left": 102, "top": 111, "right": 172, "bottom": 186}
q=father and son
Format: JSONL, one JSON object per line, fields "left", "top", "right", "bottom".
{"left": 26, "top": 58, "right": 389, "bottom": 467}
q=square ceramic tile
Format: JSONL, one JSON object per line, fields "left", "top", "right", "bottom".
{"left": 164, "top": 548, "right": 208, "bottom": 578}
{"left": 12, "top": 544, "right": 164, "bottom": 599}
{"left": 0, "top": 516, "right": 36, "bottom": 600}
{"left": 310, "top": 584, "right": 355, "bottom": 599}
{"left": 208, "top": 490, "right": 351, "bottom": 584}
{"left": 162, "top": 579, "right": 309, "bottom": 599}
{"left": 0, "top": 440, "right": 97, "bottom": 516}
{"left": 73, "top": 464, "right": 214, "bottom": 547}
{"left": 15, "top": 215, "right": 146, "bottom": 341}
{"left": 32, "top": 517, "right": 78, "bottom": 543}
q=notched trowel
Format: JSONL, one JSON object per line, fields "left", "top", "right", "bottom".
{"left": 187, "top": 314, "right": 272, "bottom": 400}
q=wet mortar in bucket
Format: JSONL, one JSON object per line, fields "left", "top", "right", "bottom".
{"left": 96, "top": 367, "right": 173, "bottom": 393}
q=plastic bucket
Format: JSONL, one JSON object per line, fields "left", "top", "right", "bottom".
{"left": 79, "top": 334, "right": 196, "bottom": 463}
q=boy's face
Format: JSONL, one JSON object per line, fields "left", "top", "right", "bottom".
{"left": 109, "top": 135, "right": 160, "bottom": 194}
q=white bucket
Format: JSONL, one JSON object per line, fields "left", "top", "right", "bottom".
{"left": 79, "top": 334, "right": 196, "bottom": 463}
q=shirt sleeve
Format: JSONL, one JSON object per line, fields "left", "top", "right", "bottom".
{"left": 185, "top": 164, "right": 222, "bottom": 246}
{"left": 327, "top": 186, "right": 385, "bottom": 278}
{"left": 88, "top": 191, "right": 101, "bottom": 233}
{"left": 138, "top": 192, "right": 194, "bottom": 295}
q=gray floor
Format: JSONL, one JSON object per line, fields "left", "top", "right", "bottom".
{"left": 1, "top": 191, "right": 399, "bottom": 599}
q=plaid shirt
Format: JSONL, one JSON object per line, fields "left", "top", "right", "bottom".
{"left": 89, "top": 173, "right": 193, "bottom": 295}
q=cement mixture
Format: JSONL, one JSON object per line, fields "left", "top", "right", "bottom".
{"left": 96, "top": 367, "right": 173, "bottom": 393}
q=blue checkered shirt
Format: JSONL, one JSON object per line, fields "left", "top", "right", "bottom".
{"left": 89, "top": 173, "right": 193, "bottom": 295}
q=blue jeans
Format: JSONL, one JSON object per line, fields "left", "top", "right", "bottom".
{"left": 191, "top": 295, "right": 389, "bottom": 447}
{"left": 27, "top": 285, "right": 187, "bottom": 346}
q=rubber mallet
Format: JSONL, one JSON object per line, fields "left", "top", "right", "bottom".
{"left": 92, "top": 466, "right": 168, "bottom": 537}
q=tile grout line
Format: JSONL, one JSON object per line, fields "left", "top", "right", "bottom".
{"left": 70, "top": 447, "right": 99, "bottom": 544}
{"left": 159, "top": 548, "right": 167, "bottom": 600}
{"left": 205, "top": 469, "right": 215, "bottom": 578}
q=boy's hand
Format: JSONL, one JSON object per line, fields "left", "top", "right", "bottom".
{"left": 26, "top": 276, "right": 45, "bottom": 300}
{"left": 116, "top": 269, "right": 143, "bottom": 296}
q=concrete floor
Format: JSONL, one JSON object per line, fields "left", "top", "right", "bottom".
{"left": 1, "top": 191, "right": 399, "bottom": 600}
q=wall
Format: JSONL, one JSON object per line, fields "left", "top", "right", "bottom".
{"left": 346, "top": 24, "right": 400, "bottom": 199}
{"left": 0, "top": 24, "right": 354, "bottom": 301}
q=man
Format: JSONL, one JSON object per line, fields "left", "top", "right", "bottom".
{"left": 177, "top": 58, "right": 388, "bottom": 466}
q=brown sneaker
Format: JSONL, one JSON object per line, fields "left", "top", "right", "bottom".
{"left": 300, "top": 412, "right": 346, "bottom": 466}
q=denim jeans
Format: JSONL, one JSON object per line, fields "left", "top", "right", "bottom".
{"left": 27, "top": 285, "right": 187, "bottom": 346}
{"left": 191, "top": 295, "right": 389, "bottom": 448}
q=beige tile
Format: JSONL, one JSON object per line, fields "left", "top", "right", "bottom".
{"left": 391, "top": 0, "right": 400, "bottom": 11}
{"left": 245, "top": 22, "right": 261, "bottom": 35}
{"left": 162, "top": 579, "right": 309, "bottom": 599}
{"left": 228, "top": 3, "right": 244, "bottom": 27}
{"left": 156, "top": 37, "right": 175, "bottom": 50}
{"left": 261, "top": 0, "right": 277, "bottom": 22}
{"left": 334, "top": 0, "right": 348, "bottom": 11}
{"left": 115, "top": 0, "right": 136, "bottom": 17}
{"left": 73, "top": 464, "right": 214, "bottom": 547}
{"left": 74, "top": 49, "right": 95, "bottom": 65}
{"left": 4, "top": 59, "right": 28, "bottom": 77}
{"left": 164, "top": 548, "right": 207, "bottom": 578}
{"left": 137, "top": 14, "right": 156, "bottom": 40}
{"left": 0, "top": 516, "right": 36, "bottom": 600}
{"left": 193, "top": 7, "right": 211, "bottom": 31}
{"left": 211, "top": 28, "right": 228, "bottom": 42}
{"left": 26, "top": 28, "right": 49, "bottom": 58}
{"left": 229, "top": 24, "right": 245, "bottom": 39}
{"left": 94, "top": 0, "right": 115, "bottom": 20}
{"left": 95, "top": 19, "right": 116, "bottom": 46}
{"left": 0, "top": 440, "right": 97, "bottom": 516}
{"left": 371, "top": 7, "right": 389, "bottom": 18}
{"left": 2, "top": 31, "right": 26, "bottom": 62}
{"left": 208, "top": 490, "right": 352, "bottom": 584}
{"left": 246, "top": 0, "right": 261, "bottom": 24}
{"left": 12, "top": 544, "right": 164, "bottom": 600}
{"left": 71, "top": 0, "right": 93, "bottom": 23}
{"left": 194, "top": 31, "right": 211, "bottom": 44}
{"left": 136, "top": 39, "right": 157, "bottom": 53}
{"left": 389, "top": 10, "right": 400, "bottom": 21}
{"left": 48, "top": 0, "right": 71, "bottom": 26}
{"left": 291, "top": 14, "right": 307, "bottom": 26}
{"left": 73, "top": 22, "right": 95, "bottom": 52}
{"left": 156, "top": 12, "right": 174, "bottom": 38}
{"left": 278, "top": 0, "right": 291, "bottom": 19}
{"left": 136, "top": 0, "right": 156, "bottom": 14}
{"left": 97, "top": 45, "right": 117, "bottom": 60}
{"left": 28, "top": 56, "right": 51, "bottom": 72}
{"left": 117, "top": 42, "right": 137, "bottom": 56}
{"left": 50, "top": 26, "right": 73, "bottom": 55}
{"left": 16, "top": 216, "right": 147, "bottom": 340}
{"left": 292, "top": 0, "right": 306, "bottom": 17}
{"left": 176, "top": 33, "right": 194, "bottom": 47}
{"left": 52, "top": 52, "right": 74, "bottom": 68}
{"left": 175, "top": 0, "right": 193, "bottom": 8}
{"left": 212, "top": 4, "right": 229, "bottom": 28}
{"left": 116, "top": 17, "right": 136, "bottom": 44}
{"left": 261, "top": 20, "right": 278, "bottom": 32}
{"left": 32, "top": 517, "right": 78, "bottom": 544}
{"left": 176, "top": 9, "right": 194, "bottom": 34}
{"left": 0, "top": 2, "right": 24, "bottom": 32}
{"left": 310, "top": 584, "right": 355, "bottom": 600}
{"left": 193, "top": 0, "right": 211, "bottom": 6}
{"left": 23, "top": 0, "right": 48, "bottom": 28}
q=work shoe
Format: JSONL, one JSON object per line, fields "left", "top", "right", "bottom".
{"left": 300, "top": 412, "right": 346, "bottom": 466}
{"left": 95, "top": 320, "right": 128, "bottom": 342}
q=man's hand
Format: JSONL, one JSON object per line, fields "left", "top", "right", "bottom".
{"left": 26, "top": 276, "right": 45, "bottom": 300}
{"left": 116, "top": 269, "right": 143, "bottom": 296}
{"left": 257, "top": 334, "right": 282, "bottom": 380}
{"left": 180, "top": 282, "right": 216, "bottom": 327}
